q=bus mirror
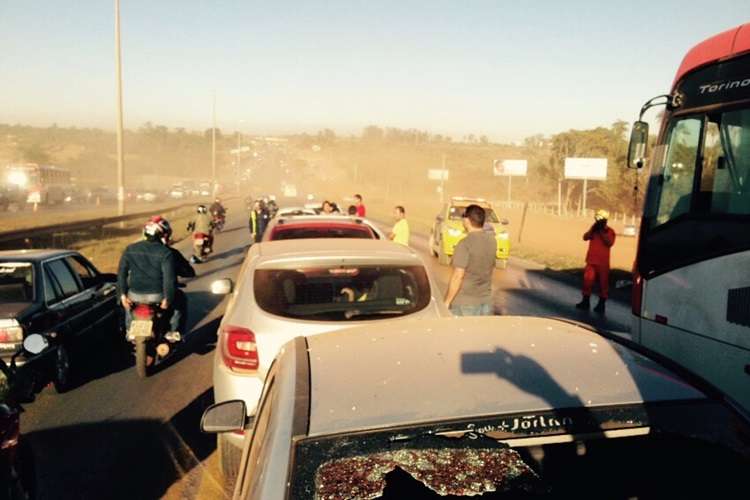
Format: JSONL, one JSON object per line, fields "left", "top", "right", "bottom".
{"left": 628, "top": 121, "right": 649, "bottom": 169}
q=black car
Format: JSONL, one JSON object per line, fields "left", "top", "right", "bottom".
{"left": 0, "top": 250, "right": 120, "bottom": 392}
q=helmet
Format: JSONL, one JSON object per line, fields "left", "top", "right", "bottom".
{"left": 197, "top": 205, "right": 207, "bottom": 214}
{"left": 144, "top": 217, "right": 164, "bottom": 239}
{"left": 595, "top": 209, "right": 610, "bottom": 221}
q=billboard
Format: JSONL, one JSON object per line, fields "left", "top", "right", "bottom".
{"left": 427, "top": 169, "right": 450, "bottom": 181}
{"left": 564, "top": 158, "right": 607, "bottom": 180}
{"left": 493, "top": 159, "right": 527, "bottom": 177}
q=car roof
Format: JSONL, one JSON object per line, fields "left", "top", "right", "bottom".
{"left": 256, "top": 238, "right": 418, "bottom": 261}
{"left": 305, "top": 316, "right": 707, "bottom": 437}
{"left": 0, "top": 249, "right": 76, "bottom": 262}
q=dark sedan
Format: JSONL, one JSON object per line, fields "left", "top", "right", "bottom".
{"left": 0, "top": 250, "right": 120, "bottom": 392}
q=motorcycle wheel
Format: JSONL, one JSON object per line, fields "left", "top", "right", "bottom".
{"left": 135, "top": 337, "right": 148, "bottom": 378}
{"left": 53, "top": 345, "right": 73, "bottom": 394}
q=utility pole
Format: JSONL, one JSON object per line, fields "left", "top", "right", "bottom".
{"left": 212, "top": 92, "right": 217, "bottom": 196}
{"left": 236, "top": 129, "right": 241, "bottom": 176}
{"left": 114, "top": 0, "right": 125, "bottom": 216}
{"left": 441, "top": 153, "right": 446, "bottom": 205}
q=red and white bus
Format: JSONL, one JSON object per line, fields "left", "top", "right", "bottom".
{"left": 627, "top": 23, "right": 750, "bottom": 414}
{"left": 3, "top": 163, "right": 72, "bottom": 205}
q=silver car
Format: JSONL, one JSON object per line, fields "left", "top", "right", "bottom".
{"left": 202, "top": 316, "right": 750, "bottom": 499}
{"left": 210, "top": 239, "right": 448, "bottom": 480}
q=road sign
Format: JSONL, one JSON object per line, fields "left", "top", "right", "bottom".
{"left": 564, "top": 158, "right": 607, "bottom": 180}
{"left": 428, "top": 169, "right": 449, "bottom": 181}
{"left": 493, "top": 159, "right": 527, "bottom": 176}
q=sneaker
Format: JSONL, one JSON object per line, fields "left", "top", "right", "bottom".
{"left": 575, "top": 296, "right": 591, "bottom": 310}
{"left": 594, "top": 299, "right": 606, "bottom": 315}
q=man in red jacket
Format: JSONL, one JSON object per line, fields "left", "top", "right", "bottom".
{"left": 576, "top": 209, "right": 616, "bottom": 314}
{"left": 354, "top": 194, "right": 366, "bottom": 217}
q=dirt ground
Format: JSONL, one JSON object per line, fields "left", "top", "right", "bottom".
{"left": 367, "top": 199, "right": 637, "bottom": 273}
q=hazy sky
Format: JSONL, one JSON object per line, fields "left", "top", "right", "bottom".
{"left": 1, "top": 1, "right": 748, "bottom": 142}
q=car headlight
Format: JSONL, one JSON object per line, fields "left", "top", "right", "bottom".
{"left": 496, "top": 231, "right": 509, "bottom": 240}
{"left": 447, "top": 228, "right": 464, "bottom": 237}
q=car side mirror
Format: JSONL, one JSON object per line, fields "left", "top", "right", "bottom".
{"left": 501, "top": 218, "right": 509, "bottom": 225}
{"left": 628, "top": 121, "right": 649, "bottom": 169}
{"left": 211, "top": 278, "right": 234, "bottom": 295}
{"left": 23, "top": 334, "right": 49, "bottom": 355}
{"left": 201, "top": 400, "right": 248, "bottom": 433}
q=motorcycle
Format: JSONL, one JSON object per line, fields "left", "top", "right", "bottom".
{"left": 211, "top": 211, "right": 226, "bottom": 233}
{"left": 191, "top": 232, "right": 213, "bottom": 264}
{"left": 0, "top": 334, "right": 47, "bottom": 500}
{"left": 126, "top": 288, "right": 184, "bottom": 378}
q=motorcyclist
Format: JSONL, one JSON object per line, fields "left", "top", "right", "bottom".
{"left": 187, "top": 205, "right": 214, "bottom": 263}
{"left": 117, "top": 218, "right": 176, "bottom": 334}
{"left": 149, "top": 216, "right": 195, "bottom": 339}
{"left": 209, "top": 198, "right": 226, "bottom": 219}
{"left": 249, "top": 200, "right": 270, "bottom": 243}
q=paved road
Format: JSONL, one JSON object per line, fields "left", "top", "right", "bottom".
{"left": 21, "top": 211, "right": 632, "bottom": 499}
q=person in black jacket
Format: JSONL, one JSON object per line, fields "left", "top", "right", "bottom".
{"left": 117, "top": 218, "right": 176, "bottom": 331}
{"left": 151, "top": 217, "right": 195, "bottom": 337}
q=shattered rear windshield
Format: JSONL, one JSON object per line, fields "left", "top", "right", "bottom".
{"left": 314, "top": 447, "right": 537, "bottom": 499}
{"left": 290, "top": 402, "right": 750, "bottom": 499}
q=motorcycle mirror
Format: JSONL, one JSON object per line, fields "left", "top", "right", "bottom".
{"left": 201, "top": 400, "right": 247, "bottom": 433}
{"left": 23, "top": 334, "right": 49, "bottom": 355}
{"left": 211, "top": 279, "right": 233, "bottom": 295}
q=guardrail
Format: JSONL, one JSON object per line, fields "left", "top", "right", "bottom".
{"left": 0, "top": 201, "right": 199, "bottom": 246}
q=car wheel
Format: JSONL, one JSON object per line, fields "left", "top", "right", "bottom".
{"left": 437, "top": 241, "right": 451, "bottom": 266}
{"left": 495, "top": 259, "right": 508, "bottom": 270}
{"left": 53, "top": 345, "right": 73, "bottom": 394}
{"left": 218, "top": 434, "right": 242, "bottom": 485}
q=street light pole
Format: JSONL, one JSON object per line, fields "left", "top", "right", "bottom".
{"left": 114, "top": 0, "right": 125, "bottom": 216}
{"left": 212, "top": 92, "right": 217, "bottom": 196}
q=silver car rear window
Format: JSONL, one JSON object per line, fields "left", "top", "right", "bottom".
{"left": 254, "top": 265, "right": 430, "bottom": 321}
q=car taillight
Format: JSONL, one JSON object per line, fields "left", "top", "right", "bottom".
{"left": 221, "top": 325, "right": 259, "bottom": 372}
{"left": 632, "top": 270, "right": 643, "bottom": 317}
{"left": 0, "top": 320, "right": 23, "bottom": 344}
{"left": 133, "top": 304, "right": 154, "bottom": 320}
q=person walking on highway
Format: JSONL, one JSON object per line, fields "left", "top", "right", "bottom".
{"left": 576, "top": 209, "right": 616, "bottom": 314}
{"left": 444, "top": 204, "right": 496, "bottom": 316}
{"left": 354, "top": 194, "right": 366, "bottom": 217}
{"left": 388, "top": 205, "right": 410, "bottom": 246}
{"left": 249, "top": 200, "right": 269, "bottom": 244}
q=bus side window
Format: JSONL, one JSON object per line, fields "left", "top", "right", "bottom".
{"left": 655, "top": 117, "right": 702, "bottom": 226}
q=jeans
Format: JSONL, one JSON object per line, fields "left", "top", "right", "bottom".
{"left": 450, "top": 303, "right": 493, "bottom": 316}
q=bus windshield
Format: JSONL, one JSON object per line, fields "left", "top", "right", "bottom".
{"left": 651, "top": 107, "right": 750, "bottom": 228}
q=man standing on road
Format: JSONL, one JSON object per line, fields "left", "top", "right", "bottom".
{"left": 354, "top": 194, "right": 366, "bottom": 217}
{"left": 444, "top": 204, "right": 496, "bottom": 316}
{"left": 576, "top": 209, "right": 616, "bottom": 314}
{"left": 249, "top": 200, "right": 270, "bottom": 244}
{"left": 388, "top": 205, "right": 410, "bottom": 247}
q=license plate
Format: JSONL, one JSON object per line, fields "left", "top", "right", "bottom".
{"left": 195, "top": 239, "right": 204, "bottom": 245}
{"left": 129, "top": 320, "right": 154, "bottom": 339}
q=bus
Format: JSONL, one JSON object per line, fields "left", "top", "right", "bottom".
{"left": 626, "top": 23, "right": 750, "bottom": 414}
{"left": 3, "top": 163, "right": 72, "bottom": 205}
